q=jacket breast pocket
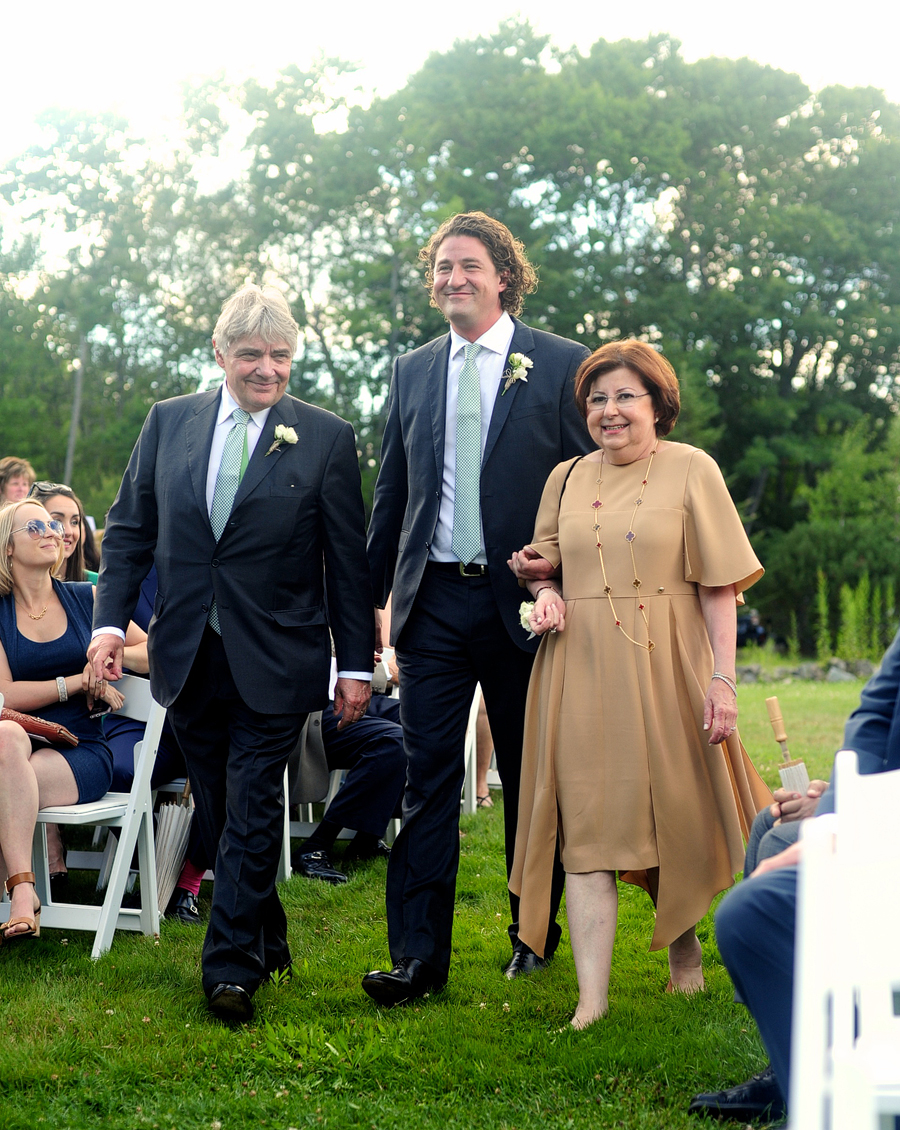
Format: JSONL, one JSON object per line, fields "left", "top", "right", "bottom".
{"left": 508, "top": 402, "right": 553, "bottom": 421}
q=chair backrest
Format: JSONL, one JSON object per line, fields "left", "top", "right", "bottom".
{"left": 791, "top": 750, "right": 900, "bottom": 1129}
{"left": 116, "top": 674, "right": 154, "bottom": 724}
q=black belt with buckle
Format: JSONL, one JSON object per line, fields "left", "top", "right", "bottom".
{"left": 428, "top": 560, "right": 488, "bottom": 578}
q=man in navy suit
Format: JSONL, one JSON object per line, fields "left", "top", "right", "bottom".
{"left": 363, "top": 212, "right": 591, "bottom": 1004}
{"left": 89, "top": 284, "right": 374, "bottom": 1022}
{"left": 694, "top": 629, "right": 900, "bottom": 1119}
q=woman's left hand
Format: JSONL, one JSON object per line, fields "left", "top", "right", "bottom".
{"left": 703, "top": 678, "right": 737, "bottom": 745}
{"left": 82, "top": 661, "right": 124, "bottom": 711}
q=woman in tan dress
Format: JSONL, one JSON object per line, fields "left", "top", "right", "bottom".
{"left": 508, "top": 340, "right": 771, "bottom": 1027}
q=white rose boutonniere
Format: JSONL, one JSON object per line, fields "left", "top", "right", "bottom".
{"left": 502, "top": 352, "right": 533, "bottom": 395}
{"left": 266, "top": 424, "right": 299, "bottom": 456}
{"left": 519, "top": 600, "right": 536, "bottom": 640}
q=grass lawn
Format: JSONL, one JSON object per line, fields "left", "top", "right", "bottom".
{"left": 0, "top": 680, "right": 862, "bottom": 1130}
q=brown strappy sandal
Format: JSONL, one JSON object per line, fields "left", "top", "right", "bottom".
{"left": 2, "top": 871, "right": 41, "bottom": 943}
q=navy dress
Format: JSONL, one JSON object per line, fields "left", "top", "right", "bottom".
{"left": 0, "top": 580, "right": 112, "bottom": 802}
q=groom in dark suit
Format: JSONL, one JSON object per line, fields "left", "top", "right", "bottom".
{"left": 363, "top": 212, "right": 591, "bottom": 1004}
{"left": 89, "top": 284, "right": 374, "bottom": 1022}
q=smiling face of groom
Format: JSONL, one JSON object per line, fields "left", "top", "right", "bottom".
{"left": 431, "top": 234, "right": 508, "bottom": 343}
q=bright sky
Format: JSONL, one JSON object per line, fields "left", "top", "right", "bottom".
{"left": 3, "top": 0, "right": 897, "bottom": 166}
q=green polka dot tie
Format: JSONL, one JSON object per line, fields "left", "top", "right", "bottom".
{"left": 451, "top": 343, "right": 483, "bottom": 565}
{"left": 208, "top": 408, "right": 250, "bottom": 633}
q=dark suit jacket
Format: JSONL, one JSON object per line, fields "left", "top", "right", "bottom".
{"left": 367, "top": 317, "right": 591, "bottom": 648}
{"left": 94, "top": 387, "right": 374, "bottom": 714}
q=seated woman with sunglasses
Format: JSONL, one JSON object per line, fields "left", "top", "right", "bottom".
{"left": 0, "top": 500, "right": 147, "bottom": 942}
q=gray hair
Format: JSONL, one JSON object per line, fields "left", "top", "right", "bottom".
{"left": 212, "top": 284, "right": 299, "bottom": 356}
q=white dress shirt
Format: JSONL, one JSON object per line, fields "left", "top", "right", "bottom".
{"left": 430, "top": 311, "right": 516, "bottom": 564}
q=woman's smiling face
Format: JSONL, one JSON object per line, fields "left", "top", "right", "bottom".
{"left": 585, "top": 367, "right": 659, "bottom": 464}
{"left": 44, "top": 494, "right": 81, "bottom": 559}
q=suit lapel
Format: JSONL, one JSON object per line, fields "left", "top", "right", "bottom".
{"left": 233, "top": 396, "right": 297, "bottom": 508}
{"left": 428, "top": 336, "right": 451, "bottom": 486}
{"left": 185, "top": 389, "right": 221, "bottom": 531}
{"left": 483, "top": 318, "right": 534, "bottom": 467}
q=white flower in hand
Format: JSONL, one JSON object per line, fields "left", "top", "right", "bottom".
{"left": 519, "top": 600, "right": 536, "bottom": 640}
{"left": 266, "top": 424, "right": 299, "bottom": 456}
{"left": 502, "top": 353, "right": 533, "bottom": 395}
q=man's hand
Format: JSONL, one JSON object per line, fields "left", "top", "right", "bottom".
{"left": 333, "top": 677, "right": 372, "bottom": 730}
{"left": 87, "top": 633, "right": 125, "bottom": 683}
{"left": 508, "top": 545, "right": 558, "bottom": 582}
{"left": 770, "top": 779, "right": 828, "bottom": 825}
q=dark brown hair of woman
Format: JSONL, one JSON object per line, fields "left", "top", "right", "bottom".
{"left": 573, "top": 339, "right": 681, "bottom": 437}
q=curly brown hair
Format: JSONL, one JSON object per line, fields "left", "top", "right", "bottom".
{"left": 573, "top": 340, "right": 681, "bottom": 437}
{"left": 419, "top": 212, "right": 538, "bottom": 317}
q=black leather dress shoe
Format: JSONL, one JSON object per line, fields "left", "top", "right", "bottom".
{"left": 292, "top": 849, "right": 348, "bottom": 885}
{"left": 502, "top": 944, "right": 549, "bottom": 979}
{"left": 166, "top": 887, "right": 202, "bottom": 925}
{"left": 208, "top": 983, "right": 254, "bottom": 1024}
{"left": 361, "top": 957, "right": 445, "bottom": 1007}
{"left": 688, "top": 1065, "right": 787, "bottom": 1121}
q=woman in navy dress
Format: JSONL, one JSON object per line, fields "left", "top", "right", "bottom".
{"left": 0, "top": 499, "right": 146, "bottom": 942}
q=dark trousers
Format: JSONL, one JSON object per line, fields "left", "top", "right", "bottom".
{"left": 715, "top": 867, "right": 798, "bottom": 1105}
{"left": 319, "top": 697, "right": 405, "bottom": 837}
{"left": 387, "top": 564, "right": 564, "bottom": 979}
{"left": 168, "top": 628, "right": 306, "bottom": 997}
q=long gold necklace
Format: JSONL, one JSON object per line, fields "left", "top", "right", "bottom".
{"left": 591, "top": 448, "right": 658, "bottom": 652}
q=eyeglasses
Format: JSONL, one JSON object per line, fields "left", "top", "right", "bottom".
{"left": 28, "top": 481, "right": 73, "bottom": 498}
{"left": 13, "top": 519, "right": 65, "bottom": 540}
{"left": 587, "top": 392, "right": 652, "bottom": 410}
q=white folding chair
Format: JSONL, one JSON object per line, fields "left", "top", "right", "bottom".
{"left": 790, "top": 749, "right": 900, "bottom": 1129}
{"left": 461, "top": 684, "right": 484, "bottom": 815}
{"left": 0, "top": 674, "right": 166, "bottom": 959}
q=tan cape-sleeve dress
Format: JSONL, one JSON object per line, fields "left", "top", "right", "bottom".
{"left": 509, "top": 442, "right": 773, "bottom": 955}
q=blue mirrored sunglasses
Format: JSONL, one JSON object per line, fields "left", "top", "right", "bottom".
{"left": 13, "top": 518, "right": 65, "bottom": 540}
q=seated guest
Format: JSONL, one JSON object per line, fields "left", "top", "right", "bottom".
{"left": 0, "top": 457, "right": 36, "bottom": 503}
{"left": 0, "top": 499, "right": 145, "bottom": 940}
{"left": 27, "top": 482, "right": 95, "bottom": 583}
{"left": 290, "top": 683, "right": 405, "bottom": 884}
{"left": 688, "top": 777, "right": 827, "bottom": 1122}
{"left": 701, "top": 628, "right": 900, "bottom": 1122}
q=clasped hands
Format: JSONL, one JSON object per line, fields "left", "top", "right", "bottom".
{"left": 508, "top": 545, "right": 566, "bottom": 636}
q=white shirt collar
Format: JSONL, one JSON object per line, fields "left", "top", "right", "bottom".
{"left": 449, "top": 311, "right": 514, "bottom": 360}
{"left": 216, "top": 381, "right": 272, "bottom": 429}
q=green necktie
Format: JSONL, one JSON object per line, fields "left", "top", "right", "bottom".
{"left": 451, "top": 343, "right": 483, "bottom": 565}
{"left": 208, "top": 408, "right": 250, "bottom": 633}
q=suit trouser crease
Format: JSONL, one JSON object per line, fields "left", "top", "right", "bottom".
{"left": 386, "top": 567, "right": 564, "bottom": 977}
{"left": 168, "top": 629, "right": 307, "bottom": 995}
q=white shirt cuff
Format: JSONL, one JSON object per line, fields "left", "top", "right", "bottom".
{"left": 92, "top": 626, "right": 126, "bottom": 641}
{"left": 336, "top": 670, "right": 373, "bottom": 682}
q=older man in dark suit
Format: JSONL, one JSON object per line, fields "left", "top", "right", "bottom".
{"left": 89, "top": 284, "right": 373, "bottom": 1023}
{"left": 363, "top": 212, "right": 592, "bottom": 1005}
